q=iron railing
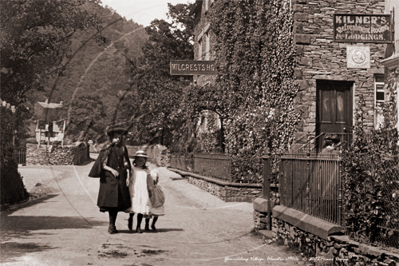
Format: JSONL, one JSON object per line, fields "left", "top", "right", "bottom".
{"left": 278, "top": 153, "right": 343, "bottom": 225}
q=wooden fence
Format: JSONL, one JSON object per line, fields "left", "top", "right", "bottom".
{"left": 170, "top": 153, "right": 231, "bottom": 181}
{"left": 278, "top": 153, "right": 343, "bottom": 225}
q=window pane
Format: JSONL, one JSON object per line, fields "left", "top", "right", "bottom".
{"left": 336, "top": 91, "right": 345, "bottom": 122}
{"left": 376, "top": 91, "right": 384, "bottom": 101}
{"left": 198, "top": 41, "right": 202, "bottom": 59}
{"left": 322, "top": 90, "right": 331, "bottom": 122}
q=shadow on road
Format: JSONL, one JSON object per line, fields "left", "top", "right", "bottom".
{"left": 1, "top": 215, "right": 108, "bottom": 232}
{"left": 115, "top": 228, "right": 184, "bottom": 234}
{"left": 145, "top": 228, "right": 184, "bottom": 233}
{"left": 1, "top": 196, "right": 108, "bottom": 240}
{"left": 78, "top": 158, "right": 95, "bottom": 166}
{"left": 2, "top": 194, "right": 58, "bottom": 215}
{"left": 0, "top": 242, "right": 55, "bottom": 263}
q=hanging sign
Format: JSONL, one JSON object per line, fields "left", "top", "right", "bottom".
{"left": 347, "top": 45, "right": 370, "bottom": 68}
{"left": 334, "top": 14, "right": 392, "bottom": 43}
{"left": 170, "top": 60, "right": 216, "bottom": 75}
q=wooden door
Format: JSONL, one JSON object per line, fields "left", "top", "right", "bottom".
{"left": 316, "top": 80, "right": 353, "bottom": 151}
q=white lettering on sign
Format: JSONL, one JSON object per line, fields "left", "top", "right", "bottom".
{"left": 334, "top": 14, "right": 391, "bottom": 42}
{"left": 170, "top": 63, "right": 215, "bottom": 72}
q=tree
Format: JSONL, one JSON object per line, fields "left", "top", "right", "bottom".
{"left": 1, "top": 0, "right": 101, "bottom": 108}
{"left": 119, "top": 3, "right": 195, "bottom": 146}
{"left": 0, "top": 0, "right": 100, "bottom": 205}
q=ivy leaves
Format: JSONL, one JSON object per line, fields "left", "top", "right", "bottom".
{"left": 174, "top": 0, "right": 299, "bottom": 182}
{"left": 341, "top": 89, "right": 399, "bottom": 247}
{"left": 208, "top": 0, "right": 300, "bottom": 157}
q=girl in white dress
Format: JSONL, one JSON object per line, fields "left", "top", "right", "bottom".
{"left": 126, "top": 151, "right": 154, "bottom": 233}
{"left": 145, "top": 169, "right": 165, "bottom": 231}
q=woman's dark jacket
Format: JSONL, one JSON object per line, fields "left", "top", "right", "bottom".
{"left": 90, "top": 144, "right": 132, "bottom": 211}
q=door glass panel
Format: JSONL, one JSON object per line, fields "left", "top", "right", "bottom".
{"left": 336, "top": 90, "right": 345, "bottom": 122}
{"left": 322, "top": 90, "right": 331, "bottom": 122}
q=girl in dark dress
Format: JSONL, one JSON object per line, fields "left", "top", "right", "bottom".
{"left": 90, "top": 126, "right": 131, "bottom": 234}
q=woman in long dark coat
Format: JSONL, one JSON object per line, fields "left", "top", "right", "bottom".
{"left": 89, "top": 126, "right": 131, "bottom": 234}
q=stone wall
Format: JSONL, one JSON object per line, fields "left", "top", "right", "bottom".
{"left": 187, "top": 175, "right": 279, "bottom": 203}
{"left": 272, "top": 217, "right": 399, "bottom": 266}
{"left": 293, "top": 0, "right": 386, "bottom": 140}
{"left": 26, "top": 143, "right": 89, "bottom": 165}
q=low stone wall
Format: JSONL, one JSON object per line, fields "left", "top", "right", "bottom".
{"left": 253, "top": 197, "right": 280, "bottom": 230}
{"left": 187, "top": 176, "right": 278, "bottom": 202}
{"left": 272, "top": 218, "right": 399, "bottom": 266}
{"left": 26, "top": 143, "right": 90, "bottom": 165}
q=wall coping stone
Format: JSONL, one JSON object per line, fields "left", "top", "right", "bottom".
{"left": 253, "top": 197, "right": 275, "bottom": 213}
{"left": 168, "top": 167, "right": 275, "bottom": 188}
{"left": 273, "top": 205, "right": 344, "bottom": 240}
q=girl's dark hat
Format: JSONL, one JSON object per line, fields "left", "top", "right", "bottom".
{"left": 134, "top": 150, "right": 148, "bottom": 158}
{"left": 107, "top": 126, "right": 127, "bottom": 136}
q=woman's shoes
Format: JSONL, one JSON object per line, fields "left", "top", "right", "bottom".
{"left": 108, "top": 226, "right": 118, "bottom": 234}
{"left": 136, "top": 228, "right": 143, "bottom": 233}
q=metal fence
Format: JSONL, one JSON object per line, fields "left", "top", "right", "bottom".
{"left": 279, "top": 153, "right": 343, "bottom": 225}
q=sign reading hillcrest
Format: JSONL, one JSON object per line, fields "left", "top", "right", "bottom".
{"left": 334, "top": 14, "right": 391, "bottom": 43}
{"left": 170, "top": 60, "right": 216, "bottom": 75}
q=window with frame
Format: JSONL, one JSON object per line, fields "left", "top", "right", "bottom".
{"left": 374, "top": 74, "right": 385, "bottom": 129}
{"left": 198, "top": 39, "right": 203, "bottom": 60}
{"left": 205, "top": 32, "right": 210, "bottom": 60}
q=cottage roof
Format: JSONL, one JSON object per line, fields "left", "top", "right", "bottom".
{"left": 37, "top": 99, "right": 63, "bottom": 109}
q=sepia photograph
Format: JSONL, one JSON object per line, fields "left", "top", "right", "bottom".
{"left": 1, "top": 0, "right": 398, "bottom": 265}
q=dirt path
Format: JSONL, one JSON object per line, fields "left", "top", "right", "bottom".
{"left": 1, "top": 159, "right": 303, "bottom": 266}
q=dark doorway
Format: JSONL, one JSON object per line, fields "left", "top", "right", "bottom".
{"left": 316, "top": 80, "right": 353, "bottom": 152}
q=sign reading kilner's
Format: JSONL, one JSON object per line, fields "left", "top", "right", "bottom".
{"left": 334, "top": 14, "right": 391, "bottom": 43}
{"left": 170, "top": 60, "right": 216, "bottom": 75}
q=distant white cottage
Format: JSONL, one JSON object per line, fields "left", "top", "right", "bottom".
{"left": 35, "top": 99, "right": 65, "bottom": 145}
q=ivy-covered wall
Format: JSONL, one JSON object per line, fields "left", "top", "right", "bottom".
{"left": 293, "top": 0, "right": 386, "bottom": 140}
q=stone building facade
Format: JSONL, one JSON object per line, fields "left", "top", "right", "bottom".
{"left": 191, "top": 0, "right": 394, "bottom": 151}
{"left": 191, "top": 0, "right": 217, "bottom": 87}
{"left": 292, "top": 0, "right": 389, "bottom": 150}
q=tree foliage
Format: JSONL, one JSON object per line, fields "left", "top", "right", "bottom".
{"left": 118, "top": 3, "right": 194, "bottom": 146}
{"left": 341, "top": 74, "right": 399, "bottom": 248}
{"left": 0, "top": 0, "right": 101, "bottom": 107}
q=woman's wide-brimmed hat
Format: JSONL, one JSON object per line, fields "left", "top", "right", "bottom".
{"left": 107, "top": 126, "right": 128, "bottom": 136}
{"left": 134, "top": 150, "right": 148, "bottom": 158}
